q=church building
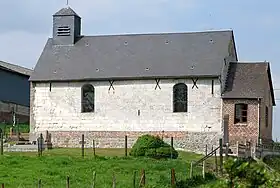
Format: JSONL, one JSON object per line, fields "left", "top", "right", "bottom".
{"left": 29, "top": 7, "right": 275, "bottom": 152}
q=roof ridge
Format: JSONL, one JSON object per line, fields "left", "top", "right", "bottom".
{"left": 0, "top": 60, "right": 33, "bottom": 76}
{"left": 76, "top": 29, "right": 233, "bottom": 38}
{"left": 0, "top": 60, "right": 32, "bottom": 70}
{"left": 230, "top": 61, "right": 270, "bottom": 64}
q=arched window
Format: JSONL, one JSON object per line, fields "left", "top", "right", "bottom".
{"left": 81, "top": 84, "right": 95, "bottom": 113}
{"left": 173, "top": 83, "right": 188, "bottom": 112}
{"left": 234, "top": 103, "right": 248, "bottom": 123}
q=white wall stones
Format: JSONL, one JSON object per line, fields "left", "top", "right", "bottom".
{"left": 31, "top": 78, "right": 223, "bottom": 135}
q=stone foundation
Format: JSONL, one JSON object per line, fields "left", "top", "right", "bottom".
{"left": 32, "top": 131, "right": 222, "bottom": 154}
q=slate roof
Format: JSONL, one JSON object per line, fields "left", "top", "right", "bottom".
{"left": 29, "top": 30, "right": 234, "bottom": 81}
{"left": 53, "top": 7, "right": 80, "bottom": 17}
{"left": 0, "top": 60, "right": 33, "bottom": 76}
{"left": 222, "top": 62, "right": 276, "bottom": 106}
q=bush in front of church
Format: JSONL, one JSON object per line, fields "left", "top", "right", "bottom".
{"left": 129, "top": 134, "right": 178, "bottom": 159}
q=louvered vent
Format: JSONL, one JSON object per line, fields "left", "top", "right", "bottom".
{"left": 57, "top": 26, "right": 70, "bottom": 36}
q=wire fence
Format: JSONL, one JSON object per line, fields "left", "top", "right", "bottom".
{"left": 0, "top": 132, "right": 214, "bottom": 188}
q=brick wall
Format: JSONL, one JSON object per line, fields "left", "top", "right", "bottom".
{"left": 222, "top": 99, "right": 259, "bottom": 145}
{"left": 259, "top": 69, "right": 273, "bottom": 143}
{"left": 30, "top": 78, "right": 224, "bottom": 152}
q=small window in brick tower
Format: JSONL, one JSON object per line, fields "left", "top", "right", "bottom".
{"left": 234, "top": 103, "right": 248, "bottom": 124}
{"left": 81, "top": 84, "right": 95, "bottom": 113}
{"left": 265, "top": 106, "right": 268, "bottom": 127}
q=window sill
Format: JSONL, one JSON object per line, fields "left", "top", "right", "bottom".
{"left": 234, "top": 123, "right": 248, "bottom": 127}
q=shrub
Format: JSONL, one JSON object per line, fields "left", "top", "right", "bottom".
{"left": 224, "top": 158, "right": 270, "bottom": 187}
{"left": 129, "top": 134, "right": 178, "bottom": 159}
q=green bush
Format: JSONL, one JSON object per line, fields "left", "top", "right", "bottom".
{"left": 129, "top": 134, "right": 178, "bottom": 159}
{"left": 224, "top": 158, "right": 272, "bottom": 187}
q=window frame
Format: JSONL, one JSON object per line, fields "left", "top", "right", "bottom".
{"left": 265, "top": 106, "right": 269, "bottom": 127}
{"left": 234, "top": 103, "right": 248, "bottom": 124}
{"left": 81, "top": 84, "right": 95, "bottom": 113}
{"left": 173, "top": 83, "right": 188, "bottom": 113}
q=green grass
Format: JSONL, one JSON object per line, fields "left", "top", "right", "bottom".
{"left": 0, "top": 123, "right": 30, "bottom": 134}
{"left": 0, "top": 148, "right": 206, "bottom": 188}
{"left": 263, "top": 155, "right": 280, "bottom": 172}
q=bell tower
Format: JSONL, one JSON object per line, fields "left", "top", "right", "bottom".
{"left": 52, "top": 6, "right": 81, "bottom": 45}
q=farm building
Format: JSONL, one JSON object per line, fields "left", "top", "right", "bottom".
{"left": 29, "top": 6, "right": 276, "bottom": 152}
{"left": 0, "top": 61, "right": 32, "bottom": 125}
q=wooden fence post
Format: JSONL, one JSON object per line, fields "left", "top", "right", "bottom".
{"left": 37, "top": 138, "right": 40, "bottom": 157}
{"left": 171, "top": 137, "right": 174, "bottom": 159}
{"left": 205, "top": 144, "right": 208, "bottom": 156}
{"left": 81, "top": 134, "right": 85, "bottom": 158}
{"left": 125, "top": 135, "right": 128, "bottom": 157}
{"left": 139, "top": 169, "right": 145, "bottom": 187}
{"left": 9, "top": 127, "right": 13, "bottom": 137}
{"left": 112, "top": 172, "right": 116, "bottom": 188}
{"left": 1, "top": 183, "right": 4, "bottom": 188}
{"left": 40, "top": 133, "right": 43, "bottom": 156}
{"left": 38, "top": 179, "right": 42, "bottom": 188}
{"left": 190, "top": 162, "right": 193, "bottom": 179}
{"left": 45, "top": 130, "right": 49, "bottom": 142}
{"left": 215, "top": 150, "right": 218, "bottom": 173}
{"left": 37, "top": 134, "right": 43, "bottom": 157}
{"left": 219, "top": 138, "right": 223, "bottom": 175}
{"left": 92, "top": 171, "right": 96, "bottom": 188}
{"left": 236, "top": 141, "right": 239, "bottom": 157}
{"left": 225, "top": 142, "right": 229, "bottom": 160}
{"left": 252, "top": 145, "right": 256, "bottom": 158}
{"left": 133, "top": 171, "right": 136, "bottom": 188}
{"left": 171, "top": 168, "right": 176, "bottom": 188}
{"left": 66, "top": 176, "right": 70, "bottom": 188}
{"left": 3, "top": 124, "right": 6, "bottom": 139}
{"left": 202, "top": 161, "right": 205, "bottom": 179}
{"left": 93, "top": 140, "right": 96, "bottom": 157}
{"left": 17, "top": 120, "right": 20, "bottom": 141}
{"left": 0, "top": 132, "right": 3, "bottom": 155}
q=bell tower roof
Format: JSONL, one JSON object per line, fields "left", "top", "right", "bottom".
{"left": 53, "top": 7, "right": 80, "bottom": 18}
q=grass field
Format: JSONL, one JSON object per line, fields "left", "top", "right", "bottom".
{"left": 0, "top": 148, "right": 210, "bottom": 188}
{"left": 0, "top": 123, "right": 30, "bottom": 134}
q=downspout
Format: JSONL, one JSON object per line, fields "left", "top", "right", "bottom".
{"left": 258, "top": 98, "right": 261, "bottom": 145}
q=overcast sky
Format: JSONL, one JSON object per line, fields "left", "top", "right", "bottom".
{"left": 1, "top": 0, "right": 280, "bottom": 140}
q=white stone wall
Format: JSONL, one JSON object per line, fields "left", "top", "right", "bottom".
{"left": 31, "top": 78, "right": 223, "bottom": 134}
